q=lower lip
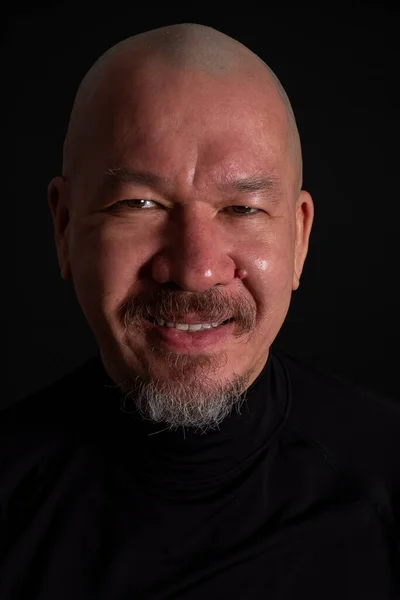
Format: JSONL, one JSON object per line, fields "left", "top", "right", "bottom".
{"left": 144, "top": 319, "right": 235, "bottom": 351}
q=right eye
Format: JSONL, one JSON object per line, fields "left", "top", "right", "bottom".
{"left": 113, "top": 199, "right": 159, "bottom": 210}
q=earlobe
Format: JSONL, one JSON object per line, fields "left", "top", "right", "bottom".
{"left": 292, "top": 273, "right": 300, "bottom": 291}
{"left": 60, "top": 261, "right": 72, "bottom": 282}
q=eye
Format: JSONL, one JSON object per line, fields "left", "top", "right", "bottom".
{"left": 109, "top": 200, "right": 261, "bottom": 216}
{"left": 115, "top": 199, "right": 158, "bottom": 209}
{"left": 227, "top": 206, "right": 260, "bottom": 216}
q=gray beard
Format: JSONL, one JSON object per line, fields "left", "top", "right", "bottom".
{"left": 116, "top": 347, "right": 256, "bottom": 434}
{"left": 111, "top": 285, "right": 260, "bottom": 432}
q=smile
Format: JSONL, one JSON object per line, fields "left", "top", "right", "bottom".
{"left": 144, "top": 317, "right": 236, "bottom": 352}
{"left": 147, "top": 317, "right": 234, "bottom": 332}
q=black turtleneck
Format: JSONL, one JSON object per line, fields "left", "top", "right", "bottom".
{"left": 100, "top": 348, "right": 289, "bottom": 499}
{"left": 1, "top": 345, "right": 399, "bottom": 599}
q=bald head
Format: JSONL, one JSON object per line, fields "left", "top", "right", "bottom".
{"left": 63, "top": 23, "right": 302, "bottom": 193}
{"left": 49, "top": 24, "right": 314, "bottom": 430}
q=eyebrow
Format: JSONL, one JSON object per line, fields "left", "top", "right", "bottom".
{"left": 217, "top": 174, "right": 279, "bottom": 195}
{"left": 103, "top": 167, "right": 280, "bottom": 200}
{"left": 104, "top": 167, "right": 174, "bottom": 189}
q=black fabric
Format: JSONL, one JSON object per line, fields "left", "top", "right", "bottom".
{"left": 1, "top": 345, "right": 399, "bottom": 599}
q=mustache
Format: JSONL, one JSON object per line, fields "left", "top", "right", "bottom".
{"left": 118, "top": 286, "right": 257, "bottom": 332}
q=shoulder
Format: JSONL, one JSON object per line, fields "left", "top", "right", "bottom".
{"left": 273, "top": 346, "right": 400, "bottom": 532}
{"left": 1, "top": 355, "right": 104, "bottom": 428}
{"left": 0, "top": 356, "right": 110, "bottom": 509}
{"left": 273, "top": 346, "right": 400, "bottom": 440}
{"left": 0, "top": 356, "right": 104, "bottom": 479}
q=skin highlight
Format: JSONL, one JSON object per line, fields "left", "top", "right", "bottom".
{"left": 48, "top": 23, "right": 314, "bottom": 433}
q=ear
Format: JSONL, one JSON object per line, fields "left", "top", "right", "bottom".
{"left": 47, "top": 176, "right": 72, "bottom": 282}
{"left": 292, "top": 189, "right": 314, "bottom": 290}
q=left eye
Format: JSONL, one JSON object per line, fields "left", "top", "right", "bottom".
{"left": 228, "top": 206, "right": 259, "bottom": 216}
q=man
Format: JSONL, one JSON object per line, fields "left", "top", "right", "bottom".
{"left": 1, "top": 23, "right": 399, "bottom": 599}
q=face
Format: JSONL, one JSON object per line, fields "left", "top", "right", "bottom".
{"left": 48, "top": 61, "right": 313, "bottom": 431}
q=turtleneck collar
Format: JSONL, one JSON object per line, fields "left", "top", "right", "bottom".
{"left": 86, "top": 346, "right": 291, "bottom": 498}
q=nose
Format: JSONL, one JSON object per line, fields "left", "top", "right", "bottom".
{"left": 151, "top": 208, "right": 237, "bottom": 292}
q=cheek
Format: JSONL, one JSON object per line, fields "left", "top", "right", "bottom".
{"left": 69, "top": 227, "right": 145, "bottom": 316}
{"left": 243, "top": 233, "right": 295, "bottom": 297}
{"left": 243, "top": 239, "right": 294, "bottom": 343}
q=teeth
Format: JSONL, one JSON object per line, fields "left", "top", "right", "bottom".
{"left": 154, "top": 319, "right": 225, "bottom": 332}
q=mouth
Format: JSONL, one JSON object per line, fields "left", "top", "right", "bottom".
{"left": 143, "top": 316, "right": 236, "bottom": 352}
{"left": 146, "top": 316, "right": 234, "bottom": 330}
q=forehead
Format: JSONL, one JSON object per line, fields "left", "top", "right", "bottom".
{"left": 83, "top": 64, "right": 290, "bottom": 189}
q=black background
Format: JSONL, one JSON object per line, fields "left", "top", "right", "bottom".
{"left": 6, "top": 3, "right": 399, "bottom": 406}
